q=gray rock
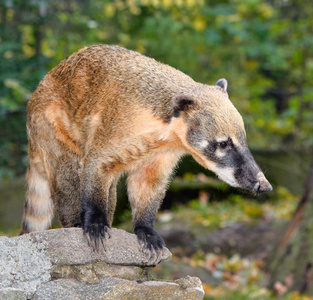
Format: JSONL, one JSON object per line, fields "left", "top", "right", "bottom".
{"left": 1, "top": 228, "right": 203, "bottom": 300}
{"left": 0, "top": 235, "right": 51, "bottom": 296}
{"left": 51, "top": 263, "right": 149, "bottom": 284}
{"left": 151, "top": 260, "right": 220, "bottom": 287}
{"left": 51, "top": 262, "right": 148, "bottom": 284}
{"left": 32, "top": 277, "right": 204, "bottom": 300}
{"left": 0, "top": 288, "right": 27, "bottom": 300}
{"left": 28, "top": 228, "right": 171, "bottom": 266}
{"left": 93, "top": 263, "right": 148, "bottom": 281}
{"left": 0, "top": 227, "right": 171, "bottom": 295}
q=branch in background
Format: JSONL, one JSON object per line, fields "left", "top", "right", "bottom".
{"left": 277, "top": 149, "right": 313, "bottom": 250}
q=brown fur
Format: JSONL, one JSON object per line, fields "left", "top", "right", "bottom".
{"left": 21, "top": 45, "right": 268, "bottom": 264}
{"left": 22, "top": 45, "right": 199, "bottom": 232}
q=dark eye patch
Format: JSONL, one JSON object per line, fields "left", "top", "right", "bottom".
{"left": 203, "top": 137, "right": 234, "bottom": 162}
{"left": 218, "top": 137, "right": 234, "bottom": 150}
{"left": 202, "top": 137, "right": 244, "bottom": 169}
{"left": 219, "top": 141, "right": 228, "bottom": 149}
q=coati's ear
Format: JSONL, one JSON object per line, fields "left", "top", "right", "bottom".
{"left": 171, "top": 95, "right": 195, "bottom": 118}
{"left": 216, "top": 78, "right": 228, "bottom": 91}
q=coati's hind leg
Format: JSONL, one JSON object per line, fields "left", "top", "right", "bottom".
{"left": 20, "top": 163, "right": 54, "bottom": 234}
{"left": 127, "top": 152, "right": 181, "bottom": 266}
{"left": 53, "top": 155, "right": 82, "bottom": 228}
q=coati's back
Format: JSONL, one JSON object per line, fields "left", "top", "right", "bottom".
{"left": 28, "top": 45, "right": 198, "bottom": 151}
{"left": 33, "top": 44, "right": 196, "bottom": 116}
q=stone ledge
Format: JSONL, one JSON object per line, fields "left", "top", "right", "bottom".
{"left": 51, "top": 263, "right": 149, "bottom": 284}
{"left": 0, "top": 228, "right": 204, "bottom": 299}
{"left": 28, "top": 228, "right": 172, "bottom": 266}
{"left": 32, "top": 277, "right": 204, "bottom": 300}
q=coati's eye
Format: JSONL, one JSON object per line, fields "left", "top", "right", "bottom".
{"left": 219, "top": 141, "right": 228, "bottom": 149}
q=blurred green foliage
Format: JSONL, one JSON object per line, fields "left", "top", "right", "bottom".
{"left": 1, "top": 0, "right": 313, "bottom": 179}
{"left": 166, "top": 188, "right": 298, "bottom": 230}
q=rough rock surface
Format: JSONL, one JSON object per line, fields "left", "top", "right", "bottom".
{"left": 0, "top": 288, "right": 27, "bottom": 300}
{"left": 29, "top": 228, "right": 172, "bottom": 266}
{"left": 0, "top": 234, "right": 51, "bottom": 295}
{"left": 0, "top": 228, "right": 204, "bottom": 300}
{"left": 33, "top": 277, "right": 204, "bottom": 300}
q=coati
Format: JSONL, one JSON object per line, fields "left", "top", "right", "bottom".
{"left": 21, "top": 44, "right": 272, "bottom": 265}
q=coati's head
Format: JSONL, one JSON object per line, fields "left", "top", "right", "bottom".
{"left": 172, "top": 78, "right": 272, "bottom": 194}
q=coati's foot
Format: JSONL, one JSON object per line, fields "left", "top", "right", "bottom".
{"left": 84, "top": 223, "right": 111, "bottom": 252}
{"left": 135, "top": 226, "right": 171, "bottom": 266}
{"left": 81, "top": 202, "right": 111, "bottom": 252}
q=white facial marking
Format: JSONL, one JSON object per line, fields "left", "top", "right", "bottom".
{"left": 231, "top": 136, "right": 240, "bottom": 147}
{"left": 198, "top": 140, "right": 208, "bottom": 149}
{"left": 215, "top": 149, "right": 226, "bottom": 158}
{"left": 215, "top": 167, "right": 239, "bottom": 187}
{"left": 216, "top": 136, "right": 227, "bottom": 142}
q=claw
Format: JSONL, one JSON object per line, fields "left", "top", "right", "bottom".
{"left": 149, "top": 248, "right": 157, "bottom": 266}
{"left": 100, "top": 237, "right": 106, "bottom": 251}
{"left": 105, "top": 227, "right": 112, "bottom": 239}
{"left": 138, "top": 242, "right": 164, "bottom": 266}
{"left": 85, "top": 234, "right": 92, "bottom": 247}
{"left": 135, "top": 226, "right": 168, "bottom": 266}
{"left": 83, "top": 224, "right": 111, "bottom": 253}
{"left": 155, "top": 248, "right": 163, "bottom": 265}
{"left": 161, "top": 247, "right": 172, "bottom": 262}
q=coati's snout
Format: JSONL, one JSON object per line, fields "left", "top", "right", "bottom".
{"left": 176, "top": 78, "right": 272, "bottom": 195}
{"left": 196, "top": 136, "right": 272, "bottom": 194}
{"left": 208, "top": 142, "right": 273, "bottom": 194}
{"left": 254, "top": 172, "right": 273, "bottom": 194}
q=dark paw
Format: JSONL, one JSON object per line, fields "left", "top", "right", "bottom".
{"left": 135, "top": 226, "right": 170, "bottom": 266}
{"left": 83, "top": 222, "right": 111, "bottom": 252}
{"left": 81, "top": 201, "right": 111, "bottom": 252}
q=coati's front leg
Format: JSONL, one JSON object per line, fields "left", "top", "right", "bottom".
{"left": 80, "top": 161, "right": 116, "bottom": 251}
{"left": 127, "top": 152, "right": 181, "bottom": 266}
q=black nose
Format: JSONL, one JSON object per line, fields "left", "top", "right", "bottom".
{"left": 257, "top": 182, "right": 273, "bottom": 193}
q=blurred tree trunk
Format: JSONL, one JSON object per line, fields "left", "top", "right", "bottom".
{"left": 266, "top": 152, "right": 313, "bottom": 295}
